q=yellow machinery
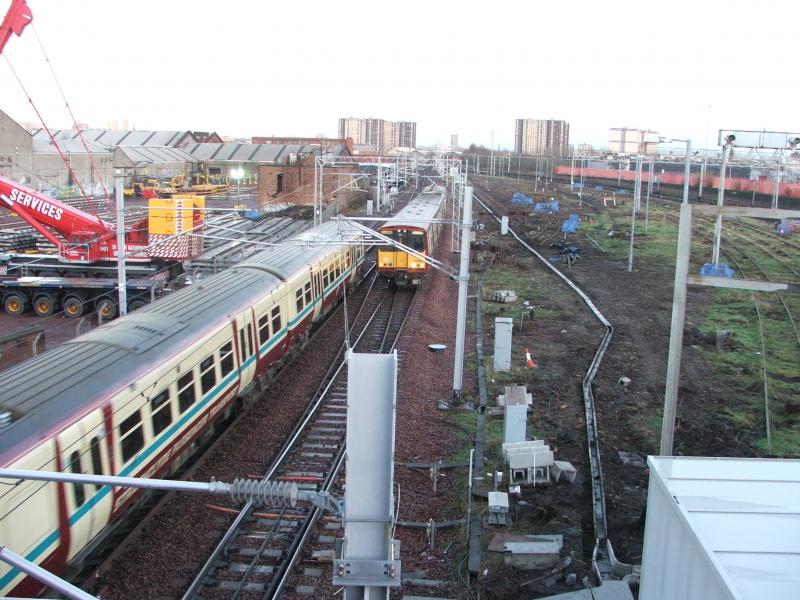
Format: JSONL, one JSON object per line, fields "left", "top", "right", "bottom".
{"left": 147, "top": 194, "right": 205, "bottom": 260}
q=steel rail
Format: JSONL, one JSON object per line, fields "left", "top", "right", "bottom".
{"left": 182, "top": 267, "right": 380, "bottom": 600}
{"left": 268, "top": 287, "right": 416, "bottom": 598}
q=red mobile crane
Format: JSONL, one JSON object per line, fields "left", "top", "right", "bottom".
{"left": 0, "top": 1, "right": 204, "bottom": 318}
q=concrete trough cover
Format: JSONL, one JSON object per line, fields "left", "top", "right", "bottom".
{"left": 428, "top": 343, "right": 447, "bottom": 352}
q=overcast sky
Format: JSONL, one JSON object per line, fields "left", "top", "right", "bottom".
{"left": 1, "top": 0, "right": 797, "bottom": 151}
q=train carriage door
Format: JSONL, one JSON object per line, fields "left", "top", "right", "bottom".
{"left": 56, "top": 409, "right": 112, "bottom": 560}
{"left": 312, "top": 268, "right": 323, "bottom": 320}
{"left": 236, "top": 311, "right": 257, "bottom": 388}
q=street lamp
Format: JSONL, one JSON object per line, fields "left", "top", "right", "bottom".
{"left": 230, "top": 167, "right": 244, "bottom": 204}
{"left": 658, "top": 137, "right": 692, "bottom": 204}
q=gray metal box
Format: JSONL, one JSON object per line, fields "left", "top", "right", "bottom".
{"left": 493, "top": 317, "right": 513, "bottom": 371}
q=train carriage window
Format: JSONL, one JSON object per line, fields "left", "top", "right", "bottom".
{"left": 89, "top": 437, "right": 103, "bottom": 490}
{"left": 247, "top": 326, "right": 255, "bottom": 360}
{"left": 270, "top": 306, "right": 282, "bottom": 336}
{"left": 411, "top": 231, "right": 425, "bottom": 251}
{"left": 304, "top": 282, "right": 312, "bottom": 304}
{"left": 120, "top": 410, "right": 145, "bottom": 463}
{"left": 323, "top": 268, "right": 329, "bottom": 288}
{"left": 295, "top": 288, "right": 304, "bottom": 312}
{"left": 151, "top": 390, "right": 172, "bottom": 436}
{"left": 69, "top": 451, "right": 85, "bottom": 507}
{"left": 178, "top": 373, "right": 196, "bottom": 413}
{"left": 200, "top": 355, "right": 216, "bottom": 394}
{"left": 258, "top": 314, "right": 271, "bottom": 345}
{"left": 220, "top": 341, "right": 234, "bottom": 375}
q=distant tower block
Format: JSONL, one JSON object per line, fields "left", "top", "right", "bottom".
{"left": 493, "top": 317, "right": 513, "bottom": 371}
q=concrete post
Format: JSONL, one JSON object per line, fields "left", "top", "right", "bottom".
{"left": 712, "top": 145, "right": 729, "bottom": 266}
{"left": 682, "top": 139, "right": 692, "bottom": 205}
{"left": 115, "top": 172, "right": 127, "bottom": 316}
{"left": 660, "top": 202, "right": 693, "bottom": 455}
{"left": 645, "top": 155, "right": 654, "bottom": 233}
{"left": 452, "top": 186, "right": 473, "bottom": 402}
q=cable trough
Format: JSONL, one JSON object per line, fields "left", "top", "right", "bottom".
{"left": 474, "top": 191, "right": 631, "bottom": 582}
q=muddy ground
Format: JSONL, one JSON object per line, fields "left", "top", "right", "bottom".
{"left": 467, "top": 176, "right": 755, "bottom": 599}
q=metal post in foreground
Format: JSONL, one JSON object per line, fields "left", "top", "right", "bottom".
{"left": 114, "top": 171, "right": 128, "bottom": 316}
{"left": 682, "top": 139, "right": 692, "bottom": 205}
{"left": 452, "top": 186, "right": 474, "bottom": 403}
{"left": 712, "top": 144, "right": 730, "bottom": 266}
{"left": 334, "top": 351, "right": 400, "bottom": 599}
{"left": 660, "top": 202, "right": 693, "bottom": 455}
{"left": 0, "top": 545, "right": 97, "bottom": 600}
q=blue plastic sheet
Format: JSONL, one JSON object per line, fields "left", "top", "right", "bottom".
{"left": 777, "top": 220, "right": 793, "bottom": 236}
{"left": 699, "top": 263, "right": 734, "bottom": 278}
{"left": 511, "top": 192, "right": 533, "bottom": 205}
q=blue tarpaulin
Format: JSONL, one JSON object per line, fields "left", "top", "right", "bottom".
{"left": 699, "top": 263, "right": 734, "bottom": 278}
{"left": 616, "top": 189, "right": 627, "bottom": 195}
{"left": 777, "top": 219, "right": 793, "bottom": 236}
{"left": 511, "top": 192, "right": 533, "bottom": 205}
{"left": 562, "top": 214, "right": 580, "bottom": 235}
{"left": 594, "top": 185, "right": 604, "bottom": 191}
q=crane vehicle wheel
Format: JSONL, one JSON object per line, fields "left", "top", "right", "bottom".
{"left": 128, "top": 298, "right": 147, "bottom": 312}
{"left": 96, "top": 298, "right": 117, "bottom": 320}
{"left": 32, "top": 294, "right": 57, "bottom": 317}
{"left": 4, "top": 293, "right": 27, "bottom": 316}
{"left": 63, "top": 295, "right": 86, "bottom": 318}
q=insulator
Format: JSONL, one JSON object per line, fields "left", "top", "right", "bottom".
{"left": 228, "top": 478, "right": 298, "bottom": 508}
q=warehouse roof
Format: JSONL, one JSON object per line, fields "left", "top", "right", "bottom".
{"left": 114, "top": 146, "right": 198, "bottom": 166}
{"left": 184, "top": 142, "right": 318, "bottom": 163}
{"left": 32, "top": 128, "right": 196, "bottom": 148}
{"left": 32, "top": 139, "right": 111, "bottom": 155}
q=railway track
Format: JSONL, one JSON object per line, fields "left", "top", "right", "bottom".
{"left": 181, "top": 278, "right": 416, "bottom": 600}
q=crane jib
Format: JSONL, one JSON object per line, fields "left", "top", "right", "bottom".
{"left": 8, "top": 188, "right": 64, "bottom": 221}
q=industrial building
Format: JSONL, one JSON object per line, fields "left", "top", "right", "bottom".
{"left": 338, "top": 116, "right": 416, "bottom": 154}
{"left": 514, "top": 118, "right": 570, "bottom": 157}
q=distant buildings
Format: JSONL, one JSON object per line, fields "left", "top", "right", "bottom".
{"left": 514, "top": 119, "right": 570, "bottom": 157}
{"left": 338, "top": 117, "right": 416, "bottom": 154}
{"left": 608, "top": 128, "right": 658, "bottom": 155}
{"left": 450, "top": 134, "right": 459, "bottom": 150}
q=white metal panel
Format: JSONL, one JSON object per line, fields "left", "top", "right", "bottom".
{"left": 341, "top": 351, "right": 398, "bottom": 597}
{"left": 493, "top": 317, "right": 513, "bottom": 372}
{"left": 640, "top": 456, "right": 800, "bottom": 600}
{"left": 503, "top": 404, "right": 527, "bottom": 444}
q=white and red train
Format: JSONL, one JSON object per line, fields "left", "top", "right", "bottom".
{"left": 0, "top": 221, "right": 366, "bottom": 596}
{"left": 377, "top": 185, "right": 446, "bottom": 286}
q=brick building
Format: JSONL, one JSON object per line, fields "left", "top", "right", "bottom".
{"left": 257, "top": 155, "right": 359, "bottom": 211}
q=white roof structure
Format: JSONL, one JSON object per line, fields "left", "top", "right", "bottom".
{"left": 640, "top": 456, "right": 800, "bottom": 600}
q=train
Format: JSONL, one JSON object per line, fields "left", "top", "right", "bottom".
{"left": 377, "top": 185, "right": 446, "bottom": 286}
{"left": 0, "top": 220, "right": 367, "bottom": 597}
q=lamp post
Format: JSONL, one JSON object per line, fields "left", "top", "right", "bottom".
{"left": 230, "top": 167, "right": 244, "bottom": 205}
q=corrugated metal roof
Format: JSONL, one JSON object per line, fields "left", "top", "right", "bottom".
{"left": 185, "top": 143, "right": 318, "bottom": 164}
{"left": 115, "top": 146, "right": 197, "bottom": 165}
{"left": 32, "top": 139, "right": 111, "bottom": 155}
{"left": 31, "top": 128, "right": 193, "bottom": 147}
{"left": 641, "top": 456, "right": 800, "bottom": 600}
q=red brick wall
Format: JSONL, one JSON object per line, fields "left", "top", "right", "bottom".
{"left": 258, "top": 159, "right": 361, "bottom": 210}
